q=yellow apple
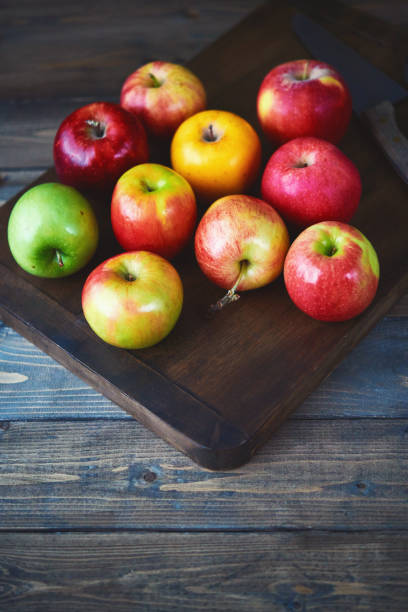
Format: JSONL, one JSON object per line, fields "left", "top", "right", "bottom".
{"left": 170, "top": 110, "right": 262, "bottom": 203}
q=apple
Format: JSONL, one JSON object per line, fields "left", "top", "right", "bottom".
{"left": 171, "top": 110, "right": 262, "bottom": 202}
{"left": 261, "top": 137, "right": 362, "bottom": 227}
{"left": 194, "top": 194, "right": 289, "bottom": 310}
{"left": 7, "top": 182, "right": 99, "bottom": 278}
{"left": 111, "top": 163, "right": 197, "bottom": 259}
{"left": 120, "top": 61, "right": 207, "bottom": 139}
{"left": 82, "top": 251, "right": 183, "bottom": 349}
{"left": 257, "top": 59, "right": 352, "bottom": 144}
{"left": 53, "top": 101, "right": 149, "bottom": 193}
{"left": 284, "top": 221, "right": 380, "bottom": 322}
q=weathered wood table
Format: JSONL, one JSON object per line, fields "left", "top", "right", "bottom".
{"left": 1, "top": 1, "right": 407, "bottom": 610}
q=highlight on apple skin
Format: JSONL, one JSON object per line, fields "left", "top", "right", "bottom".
{"left": 120, "top": 61, "right": 207, "bottom": 139}
{"left": 257, "top": 59, "right": 352, "bottom": 145}
{"left": 53, "top": 102, "right": 149, "bottom": 194}
{"left": 82, "top": 251, "right": 183, "bottom": 350}
{"left": 194, "top": 194, "right": 289, "bottom": 310}
{"left": 283, "top": 221, "right": 380, "bottom": 322}
{"left": 261, "top": 137, "right": 362, "bottom": 227}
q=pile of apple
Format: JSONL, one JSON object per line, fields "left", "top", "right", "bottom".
{"left": 7, "top": 59, "right": 380, "bottom": 350}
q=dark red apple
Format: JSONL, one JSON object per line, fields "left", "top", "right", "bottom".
{"left": 53, "top": 102, "right": 149, "bottom": 193}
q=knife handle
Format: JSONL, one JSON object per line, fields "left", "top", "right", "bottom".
{"left": 363, "top": 100, "right": 408, "bottom": 185}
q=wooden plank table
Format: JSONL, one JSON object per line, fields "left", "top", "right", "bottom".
{"left": 1, "top": 1, "right": 407, "bottom": 609}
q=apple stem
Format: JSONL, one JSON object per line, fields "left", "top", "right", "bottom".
{"left": 148, "top": 72, "right": 162, "bottom": 88}
{"left": 56, "top": 250, "right": 64, "bottom": 267}
{"left": 209, "top": 260, "right": 248, "bottom": 313}
{"left": 86, "top": 119, "right": 106, "bottom": 139}
{"left": 303, "top": 61, "right": 309, "bottom": 80}
{"left": 203, "top": 123, "right": 218, "bottom": 142}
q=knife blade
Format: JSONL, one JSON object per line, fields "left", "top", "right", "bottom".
{"left": 292, "top": 13, "right": 408, "bottom": 184}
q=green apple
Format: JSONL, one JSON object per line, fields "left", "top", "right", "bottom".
{"left": 7, "top": 182, "right": 99, "bottom": 278}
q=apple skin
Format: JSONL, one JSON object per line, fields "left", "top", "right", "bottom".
{"left": 171, "top": 110, "right": 262, "bottom": 203}
{"left": 120, "top": 61, "right": 207, "bottom": 139}
{"left": 284, "top": 221, "right": 380, "bottom": 322}
{"left": 53, "top": 102, "right": 149, "bottom": 193}
{"left": 194, "top": 194, "right": 289, "bottom": 292}
{"left": 257, "top": 59, "right": 352, "bottom": 144}
{"left": 111, "top": 163, "right": 197, "bottom": 259}
{"left": 82, "top": 251, "right": 183, "bottom": 349}
{"left": 7, "top": 182, "right": 99, "bottom": 278}
{"left": 261, "top": 137, "right": 362, "bottom": 227}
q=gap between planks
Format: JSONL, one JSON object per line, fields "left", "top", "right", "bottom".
{"left": 1, "top": 527, "right": 408, "bottom": 535}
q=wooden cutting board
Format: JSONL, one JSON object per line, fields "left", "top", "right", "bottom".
{"left": 1, "top": 3, "right": 407, "bottom": 470}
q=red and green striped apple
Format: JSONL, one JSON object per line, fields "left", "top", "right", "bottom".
{"left": 120, "top": 61, "right": 207, "bottom": 139}
{"left": 194, "top": 194, "right": 289, "bottom": 310}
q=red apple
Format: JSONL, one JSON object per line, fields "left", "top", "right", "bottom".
{"left": 82, "top": 251, "right": 183, "bottom": 349}
{"left": 111, "top": 163, "right": 197, "bottom": 259}
{"left": 54, "top": 102, "right": 149, "bottom": 193}
{"left": 120, "top": 61, "right": 207, "bottom": 139}
{"left": 257, "top": 59, "right": 352, "bottom": 144}
{"left": 284, "top": 221, "right": 380, "bottom": 322}
{"left": 261, "top": 137, "right": 362, "bottom": 227}
{"left": 195, "top": 194, "right": 289, "bottom": 310}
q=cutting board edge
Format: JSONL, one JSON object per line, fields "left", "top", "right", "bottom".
{"left": 0, "top": 258, "right": 257, "bottom": 471}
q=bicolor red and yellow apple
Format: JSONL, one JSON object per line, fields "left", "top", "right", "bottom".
{"left": 171, "top": 110, "right": 262, "bottom": 202}
{"left": 120, "top": 61, "right": 206, "bottom": 139}
{"left": 284, "top": 221, "right": 379, "bottom": 322}
{"left": 257, "top": 59, "right": 352, "bottom": 144}
{"left": 111, "top": 163, "right": 197, "bottom": 259}
{"left": 195, "top": 194, "right": 289, "bottom": 309}
{"left": 82, "top": 251, "right": 183, "bottom": 349}
{"left": 261, "top": 137, "right": 362, "bottom": 227}
{"left": 53, "top": 102, "right": 149, "bottom": 193}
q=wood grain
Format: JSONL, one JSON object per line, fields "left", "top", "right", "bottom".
{"left": 0, "top": 531, "right": 407, "bottom": 611}
{"left": 1, "top": 419, "right": 407, "bottom": 530}
{"left": 0, "top": 0, "right": 261, "bottom": 100}
{"left": 1, "top": 316, "right": 407, "bottom": 420}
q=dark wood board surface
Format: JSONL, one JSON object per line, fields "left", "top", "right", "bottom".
{"left": 1, "top": 2, "right": 408, "bottom": 470}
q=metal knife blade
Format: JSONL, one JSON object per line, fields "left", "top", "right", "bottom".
{"left": 292, "top": 13, "right": 407, "bottom": 114}
{"left": 292, "top": 12, "right": 408, "bottom": 184}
